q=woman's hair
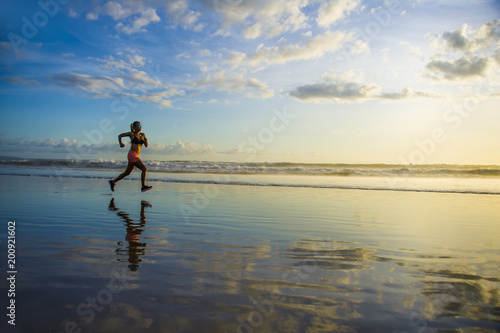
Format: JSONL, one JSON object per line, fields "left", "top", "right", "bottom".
{"left": 131, "top": 121, "right": 141, "bottom": 132}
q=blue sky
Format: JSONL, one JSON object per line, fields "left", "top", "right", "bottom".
{"left": 1, "top": 0, "right": 499, "bottom": 164}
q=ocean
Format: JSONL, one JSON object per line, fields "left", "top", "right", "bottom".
{"left": 1, "top": 158, "right": 499, "bottom": 332}
{"left": 1, "top": 158, "right": 500, "bottom": 195}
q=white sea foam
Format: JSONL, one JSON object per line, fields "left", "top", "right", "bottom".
{"left": 1, "top": 158, "right": 500, "bottom": 178}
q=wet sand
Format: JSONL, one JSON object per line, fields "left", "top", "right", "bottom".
{"left": 1, "top": 175, "right": 499, "bottom": 332}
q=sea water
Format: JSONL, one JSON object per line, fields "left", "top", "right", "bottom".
{"left": 1, "top": 158, "right": 500, "bottom": 195}
{"left": 0, "top": 161, "right": 499, "bottom": 332}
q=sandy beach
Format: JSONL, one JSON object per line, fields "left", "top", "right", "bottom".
{"left": 1, "top": 174, "right": 499, "bottom": 332}
{"left": 2, "top": 0, "right": 500, "bottom": 331}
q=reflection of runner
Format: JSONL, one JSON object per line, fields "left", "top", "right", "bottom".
{"left": 109, "top": 121, "right": 153, "bottom": 192}
{"left": 108, "top": 198, "right": 152, "bottom": 271}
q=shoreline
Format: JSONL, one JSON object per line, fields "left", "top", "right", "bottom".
{"left": 1, "top": 172, "right": 500, "bottom": 195}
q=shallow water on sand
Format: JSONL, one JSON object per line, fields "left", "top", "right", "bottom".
{"left": 1, "top": 175, "right": 499, "bottom": 332}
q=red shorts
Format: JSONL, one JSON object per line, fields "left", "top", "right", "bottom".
{"left": 127, "top": 150, "right": 141, "bottom": 164}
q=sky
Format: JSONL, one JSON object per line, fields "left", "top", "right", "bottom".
{"left": 0, "top": 0, "right": 499, "bottom": 164}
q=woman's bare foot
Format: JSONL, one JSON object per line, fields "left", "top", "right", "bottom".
{"left": 109, "top": 180, "right": 115, "bottom": 192}
{"left": 141, "top": 185, "right": 152, "bottom": 192}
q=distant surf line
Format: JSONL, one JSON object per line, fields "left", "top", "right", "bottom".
{"left": 1, "top": 158, "right": 500, "bottom": 178}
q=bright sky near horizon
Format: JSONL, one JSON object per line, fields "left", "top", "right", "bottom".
{"left": 0, "top": 0, "right": 499, "bottom": 164}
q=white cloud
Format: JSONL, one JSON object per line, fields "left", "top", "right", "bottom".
{"left": 379, "top": 86, "right": 438, "bottom": 100}
{"left": 52, "top": 50, "right": 185, "bottom": 108}
{"left": 53, "top": 73, "right": 126, "bottom": 97}
{"left": 198, "top": 62, "right": 219, "bottom": 73}
{"left": 119, "top": 89, "right": 185, "bottom": 109}
{"left": 159, "top": 99, "right": 174, "bottom": 108}
{"left": 53, "top": 71, "right": 185, "bottom": 108}
{"left": 289, "top": 80, "right": 380, "bottom": 103}
{"left": 115, "top": 8, "right": 161, "bottom": 34}
{"left": 0, "top": 135, "right": 295, "bottom": 157}
{"left": 62, "top": 52, "right": 76, "bottom": 58}
{"left": 193, "top": 70, "right": 274, "bottom": 99}
{"left": 426, "top": 19, "right": 500, "bottom": 81}
{"left": 176, "top": 51, "right": 190, "bottom": 59}
{"left": 92, "top": 55, "right": 134, "bottom": 71}
{"left": 227, "top": 51, "right": 246, "bottom": 67}
{"left": 426, "top": 56, "right": 491, "bottom": 80}
{"left": 80, "top": 1, "right": 162, "bottom": 34}
{"left": 181, "top": 10, "right": 203, "bottom": 31}
{"left": 127, "top": 54, "right": 146, "bottom": 67}
{"left": 243, "top": 30, "right": 352, "bottom": 68}
{"left": 0, "top": 134, "right": 262, "bottom": 159}
{"left": 317, "top": 0, "right": 361, "bottom": 27}
{"left": 89, "top": 52, "right": 148, "bottom": 75}
{"left": 86, "top": 12, "right": 99, "bottom": 20}
{"left": 441, "top": 23, "right": 471, "bottom": 51}
{"left": 149, "top": 139, "right": 264, "bottom": 156}
{"left": 105, "top": 1, "right": 133, "bottom": 20}
{"left": 68, "top": 9, "right": 79, "bottom": 18}
{"left": 0, "top": 137, "right": 224, "bottom": 156}
{"left": 126, "top": 70, "right": 163, "bottom": 87}
{"left": 210, "top": 0, "right": 310, "bottom": 39}
{"left": 439, "top": 20, "right": 500, "bottom": 52}
{"left": 289, "top": 70, "right": 438, "bottom": 103}
{"left": 349, "top": 38, "right": 370, "bottom": 56}
{"left": 150, "top": 140, "right": 214, "bottom": 155}
{"left": 0, "top": 137, "right": 118, "bottom": 155}
{"left": 166, "top": 0, "right": 204, "bottom": 31}
{"left": 198, "top": 49, "right": 213, "bottom": 57}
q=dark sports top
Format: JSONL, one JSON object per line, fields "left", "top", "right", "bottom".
{"left": 131, "top": 136, "right": 146, "bottom": 145}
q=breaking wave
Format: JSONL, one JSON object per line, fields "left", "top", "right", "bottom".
{"left": 1, "top": 158, "right": 500, "bottom": 178}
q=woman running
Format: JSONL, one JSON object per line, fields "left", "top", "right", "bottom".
{"left": 109, "top": 121, "right": 153, "bottom": 192}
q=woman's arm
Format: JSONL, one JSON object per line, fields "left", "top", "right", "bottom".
{"left": 141, "top": 133, "right": 149, "bottom": 148}
{"left": 118, "top": 132, "right": 132, "bottom": 148}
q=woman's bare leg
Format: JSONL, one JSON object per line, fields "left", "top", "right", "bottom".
{"left": 133, "top": 160, "right": 148, "bottom": 188}
{"left": 113, "top": 163, "right": 135, "bottom": 184}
